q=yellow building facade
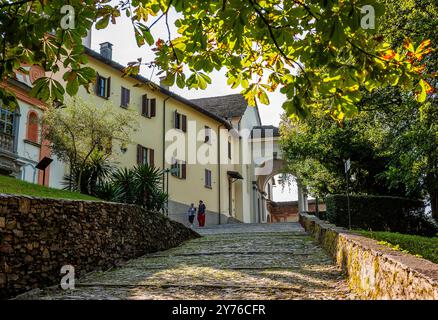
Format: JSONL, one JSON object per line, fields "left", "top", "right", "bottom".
{"left": 52, "top": 43, "right": 265, "bottom": 225}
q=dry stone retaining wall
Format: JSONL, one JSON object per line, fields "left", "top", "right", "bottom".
{"left": 299, "top": 213, "right": 438, "bottom": 299}
{"left": 0, "top": 195, "right": 199, "bottom": 299}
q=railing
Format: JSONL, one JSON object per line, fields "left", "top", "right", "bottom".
{"left": 0, "top": 132, "right": 15, "bottom": 153}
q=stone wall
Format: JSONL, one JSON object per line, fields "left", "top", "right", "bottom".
{"left": 299, "top": 213, "right": 438, "bottom": 299}
{"left": 267, "top": 200, "right": 326, "bottom": 223}
{"left": 267, "top": 200, "right": 326, "bottom": 216}
{"left": 0, "top": 195, "right": 199, "bottom": 299}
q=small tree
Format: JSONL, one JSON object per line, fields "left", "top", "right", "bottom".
{"left": 43, "top": 98, "right": 138, "bottom": 192}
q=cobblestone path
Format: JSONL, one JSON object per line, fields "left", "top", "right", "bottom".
{"left": 22, "top": 223, "right": 356, "bottom": 300}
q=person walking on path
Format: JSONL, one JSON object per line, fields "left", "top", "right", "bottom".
{"left": 187, "top": 203, "right": 196, "bottom": 228}
{"left": 197, "top": 200, "right": 206, "bottom": 227}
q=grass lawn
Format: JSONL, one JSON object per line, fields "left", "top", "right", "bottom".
{"left": 0, "top": 175, "right": 98, "bottom": 201}
{"left": 356, "top": 230, "right": 438, "bottom": 264}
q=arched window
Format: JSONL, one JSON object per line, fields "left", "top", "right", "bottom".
{"left": 0, "top": 103, "right": 19, "bottom": 152}
{"left": 27, "top": 111, "right": 39, "bottom": 143}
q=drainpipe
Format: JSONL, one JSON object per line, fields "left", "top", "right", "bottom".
{"left": 163, "top": 96, "right": 171, "bottom": 216}
{"left": 217, "top": 124, "right": 223, "bottom": 224}
{"left": 162, "top": 97, "right": 171, "bottom": 190}
{"left": 251, "top": 132, "right": 256, "bottom": 223}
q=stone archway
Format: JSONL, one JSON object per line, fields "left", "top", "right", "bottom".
{"left": 253, "top": 158, "right": 308, "bottom": 223}
{"left": 250, "top": 125, "right": 308, "bottom": 223}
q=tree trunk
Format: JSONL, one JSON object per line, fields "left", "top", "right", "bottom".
{"left": 77, "top": 168, "right": 83, "bottom": 193}
{"left": 425, "top": 172, "right": 438, "bottom": 221}
{"left": 431, "top": 189, "right": 438, "bottom": 221}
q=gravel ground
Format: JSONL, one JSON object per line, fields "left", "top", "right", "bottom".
{"left": 19, "top": 222, "right": 357, "bottom": 300}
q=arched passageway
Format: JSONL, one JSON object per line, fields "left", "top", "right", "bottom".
{"left": 253, "top": 158, "right": 309, "bottom": 223}
{"left": 250, "top": 125, "right": 313, "bottom": 223}
{"left": 265, "top": 173, "right": 300, "bottom": 223}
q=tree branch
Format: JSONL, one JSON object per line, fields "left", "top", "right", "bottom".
{"left": 148, "top": 11, "right": 166, "bottom": 30}
{"left": 164, "top": 0, "right": 179, "bottom": 64}
{"left": 248, "top": 0, "right": 310, "bottom": 84}
{"left": 291, "top": 0, "right": 320, "bottom": 20}
{"left": 0, "top": 0, "right": 32, "bottom": 9}
{"left": 346, "top": 39, "right": 402, "bottom": 67}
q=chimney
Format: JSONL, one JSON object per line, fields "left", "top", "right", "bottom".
{"left": 159, "top": 76, "right": 169, "bottom": 90}
{"left": 99, "top": 42, "right": 113, "bottom": 60}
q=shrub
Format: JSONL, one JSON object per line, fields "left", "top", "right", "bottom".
{"left": 132, "top": 164, "right": 163, "bottom": 209}
{"left": 314, "top": 211, "right": 327, "bottom": 220}
{"left": 94, "top": 181, "right": 122, "bottom": 202}
{"left": 111, "top": 167, "right": 137, "bottom": 204}
{"left": 326, "top": 194, "right": 438, "bottom": 237}
{"left": 62, "top": 153, "right": 114, "bottom": 196}
{"left": 102, "top": 164, "right": 167, "bottom": 211}
{"left": 356, "top": 231, "right": 438, "bottom": 264}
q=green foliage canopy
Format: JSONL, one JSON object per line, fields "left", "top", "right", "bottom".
{"left": 280, "top": 0, "right": 437, "bottom": 218}
{"left": 0, "top": 0, "right": 434, "bottom": 120}
{"left": 279, "top": 109, "right": 408, "bottom": 198}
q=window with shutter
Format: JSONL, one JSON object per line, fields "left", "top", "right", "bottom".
{"left": 142, "top": 95, "right": 149, "bottom": 117}
{"left": 142, "top": 147, "right": 148, "bottom": 165}
{"left": 95, "top": 73, "right": 101, "bottom": 96}
{"left": 149, "top": 149, "right": 154, "bottom": 167}
{"left": 171, "top": 159, "right": 178, "bottom": 177}
{"left": 137, "top": 144, "right": 143, "bottom": 165}
{"left": 181, "top": 161, "right": 186, "bottom": 179}
{"left": 171, "top": 159, "right": 187, "bottom": 179}
{"left": 106, "top": 77, "right": 111, "bottom": 98}
{"left": 96, "top": 75, "right": 105, "bottom": 98}
{"left": 121, "top": 87, "right": 130, "bottom": 107}
{"left": 205, "top": 126, "right": 211, "bottom": 143}
{"left": 96, "top": 74, "right": 111, "bottom": 98}
{"left": 205, "top": 169, "right": 212, "bottom": 188}
{"left": 182, "top": 114, "right": 187, "bottom": 132}
{"left": 150, "top": 99, "right": 156, "bottom": 117}
{"left": 137, "top": 144, "right": 152, "bottom": 165}
{"left": 174, "top": 111, "right": 180, "bottom": 129}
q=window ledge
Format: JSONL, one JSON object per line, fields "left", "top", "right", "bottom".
{"left": 205, "top": 185, "right": 212, "bottom": 189}
{"left": 171, "top": 175, "right": 186, "bottom": 180}
{"left": 24, "top": 139, "right": 41, "bottom": 148}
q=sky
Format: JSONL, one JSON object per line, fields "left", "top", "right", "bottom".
{"left": 89, "top": 7, "right": 288, "bottom": 127}
{"left": 89, "top": 7, "right": 296, "bottom": 201}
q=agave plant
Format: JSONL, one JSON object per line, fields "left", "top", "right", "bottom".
{"left": 110, "top": 167, "right": 137, "bottom": 204}
{"left": 67, "top": 161, "right": 168, "bottom": 211}
{"left": 94, "top": 181, "right": 123, "bottom": 202}
{"left": 150, "top": 189, "right": 168, "bottom": 212}
{"left": 62, "top": 152, "right": 114, "bottom": 196}
{"left": 132, "top": 164, "right": 163, "bottom": 208}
